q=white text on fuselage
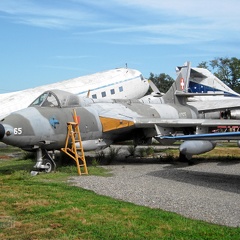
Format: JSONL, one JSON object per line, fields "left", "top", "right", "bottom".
{"left": 178, "top": 112, "right": 187, "bottom": 118}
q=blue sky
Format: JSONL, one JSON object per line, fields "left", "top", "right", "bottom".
{"left": 0, "top": 0, "right": 240, "bottom": 93}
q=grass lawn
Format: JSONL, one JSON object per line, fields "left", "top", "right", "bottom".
{"left": 0, "top": 145, "right": 240, "bottom": 239}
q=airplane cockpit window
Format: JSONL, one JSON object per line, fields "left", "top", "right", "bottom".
{"left": 30, "top": 91, "right": 60, "bottom": 107}
{"left": 30, "top": 90, "right": 82, "bottom": 108}
{"left": 140, "top": 74, "right": 145, "bottom": 81}
{"left": 31, "top": 92, "right": 48, "bottom": 106}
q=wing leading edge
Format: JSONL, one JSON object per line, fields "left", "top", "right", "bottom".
{"left": 161, "top": 131, "right": 240, "bottom": 141}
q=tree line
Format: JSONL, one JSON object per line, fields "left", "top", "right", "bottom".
{"left": 148, "top": 57, "right": 240, "bottom": 94}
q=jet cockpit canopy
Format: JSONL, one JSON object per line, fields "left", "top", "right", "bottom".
{"left": 29, "top": 90, "right": 80, "bottom": 108}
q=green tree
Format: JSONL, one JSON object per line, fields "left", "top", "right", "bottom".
{"left": 197, "top": 61, "right": 210, "bottom": 70}
{"left": 147, "top": 72, "right": 174, "bottom": 94}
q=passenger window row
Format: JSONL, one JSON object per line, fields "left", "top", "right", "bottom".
{"left": 92, "top": 86, "right": 123, "bottom": 99}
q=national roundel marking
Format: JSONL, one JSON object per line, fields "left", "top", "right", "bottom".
{"left": 180, "top": 78, "right": 184, "bottom": 90}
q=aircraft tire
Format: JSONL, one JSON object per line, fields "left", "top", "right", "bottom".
{"left": 178, "top": 153, "right": 194, "bottom": 165}
{"left": 178, "top": 153, "right": 189, "bottom": 162}
{"left": 44, "top": 159, "right": 55, "bottom": 173}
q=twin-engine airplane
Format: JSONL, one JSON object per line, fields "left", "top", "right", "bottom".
{"left": 0, "top": 67, "right": 149, "bottom": 120}
{"left": 1, "top": 62, "right": 240, "bottom": 172}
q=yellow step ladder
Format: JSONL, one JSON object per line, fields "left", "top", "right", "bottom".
{"left": 61, "top": 109, "right": 88, "bottom": 175}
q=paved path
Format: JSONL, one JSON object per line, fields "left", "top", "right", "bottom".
{"left": 70, "top": 159, "right": 240, "bottom": 227}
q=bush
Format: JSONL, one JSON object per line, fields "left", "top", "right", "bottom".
{"left": 127, "top": 145, "right": 136, "bottom": 157}
{"left": 139, "top": 148, "right": 147, "bottom": 158}
{"left": 105, "top": 146, "right": 121, "bottom": 164}
{"left": 146, "top": 147, "right": 154, "bottom": 156}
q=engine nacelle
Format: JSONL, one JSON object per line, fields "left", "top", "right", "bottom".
{"left": 220, "top": 109, "right": 240, "bottom": 120}
{"left": 199, "top": 112, "right": 221, "bottom": 119}
{"left": 230, "top": 110, "right": 240, "bottom": 120}
{"left": 199, "top": 109, "right": 240, "bottom": 120}
{"left": 179, "top": 140, "right": 216, "bottom": 159}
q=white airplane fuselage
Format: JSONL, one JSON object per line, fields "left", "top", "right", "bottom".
{"left": 0, "top": 68, "right": 149, "bottom": 120}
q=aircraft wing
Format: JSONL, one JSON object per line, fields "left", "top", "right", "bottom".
{"left": 98, "top": 110, "right": 240, "bottom": 133}
{"left": 160, "top": 131, "right": 240, "bottom": 141}
{"left": 134, "top": 118, "right": 240, "bottom": 128}
{"left": 190, "top": 68, "right": 208, "bottom": 78}
{"left": 188, "top": 99, "right": 240, "bottom": 113}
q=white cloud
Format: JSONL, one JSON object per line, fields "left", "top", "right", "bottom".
{"left": 0, "top": 0, "right": 239, "bottom": 45}
{"left": 116, "top": 0, "right": 240, "bottom": 21}
{"left": 0, "top": 0, "right": 97, "bottom": 29}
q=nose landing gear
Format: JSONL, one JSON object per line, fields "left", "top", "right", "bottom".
{"left": 31, "top": 148, "right": 56, "bottom": 175}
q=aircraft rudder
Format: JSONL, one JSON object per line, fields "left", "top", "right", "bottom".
{"left": 163, "top": 61, "right": 191, "bottom": 103}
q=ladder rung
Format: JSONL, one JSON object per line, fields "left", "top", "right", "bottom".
{"left": 67, "top": 121, "right": 78, "bottom": 125}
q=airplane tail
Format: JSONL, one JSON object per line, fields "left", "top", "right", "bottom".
{"left": 147, "top": 61, "right": 234, "bottom": 106}
{"left": 188, "top": 67, "right": 240, "bottom": 98}
{"left": 163, "top": 62, "right": 191, "bottom": 105}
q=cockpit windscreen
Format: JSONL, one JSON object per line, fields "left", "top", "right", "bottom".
{"left": 30, "top": 92, "right": 60, "bottom": 107}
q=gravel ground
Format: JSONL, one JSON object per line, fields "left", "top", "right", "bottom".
{"left": 69, "top": 159, "right": 240, "bottom": 227}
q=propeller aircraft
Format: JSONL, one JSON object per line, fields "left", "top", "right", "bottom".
{"left": 0, "top": 67, "right": 149, "bottom": 120}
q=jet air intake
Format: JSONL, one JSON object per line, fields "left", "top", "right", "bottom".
{"left": 0, "top": 124, "right": 5, "bottom": 140}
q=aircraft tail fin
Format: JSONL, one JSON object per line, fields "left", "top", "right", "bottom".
{"left": 163, "top": 61, "right": 191, "bottom": 104}
{"left": 189, "top": 67, "right": 240, "bottom": 98}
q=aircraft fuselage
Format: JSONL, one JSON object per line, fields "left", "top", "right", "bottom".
{"left": 0, "top": 90, "right": 198, "bottom": 152}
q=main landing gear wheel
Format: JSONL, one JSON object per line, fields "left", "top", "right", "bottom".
{"left": 178, "top": 153, "right": 194, "bottom": 165}
{"left": 43, "top": 159, "right": 56, "bottom": 173}
{"left": 178, "top": 153, "right": 189, "bottom": 162}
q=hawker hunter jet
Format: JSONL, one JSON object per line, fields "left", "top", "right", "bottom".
{"left": 1, "top": 62, "right": 240, "bottom": 172}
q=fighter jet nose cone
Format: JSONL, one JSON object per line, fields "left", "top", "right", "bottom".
{"left": 0, "top": 124, "right": 5, "bottom": 140}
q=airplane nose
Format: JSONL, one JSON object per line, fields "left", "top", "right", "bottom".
{"left": 0, "top": 124, "right": 5, "bottom": 140}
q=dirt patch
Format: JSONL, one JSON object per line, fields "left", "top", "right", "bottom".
{"left": 0, "top": 155, "right": 12, "bottom": 160}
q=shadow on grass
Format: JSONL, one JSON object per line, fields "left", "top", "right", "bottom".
{"left": 0, "top": 159, "right": 34, "bottom": 175}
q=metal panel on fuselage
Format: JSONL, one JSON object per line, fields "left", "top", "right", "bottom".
{"left": 151, "top": 103, "right": 198, "bottom": 119}
{"left": 34, "top": 107, "right": 103, "bottom": 148}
